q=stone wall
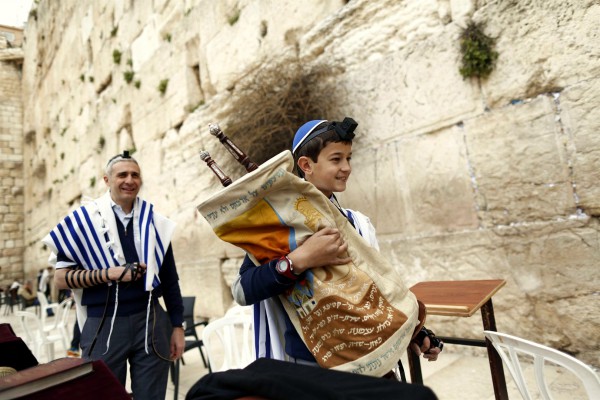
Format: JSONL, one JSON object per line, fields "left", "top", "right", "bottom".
{"left": 13, "top": 0, "right": 600, "bottom": 366}
{"left": 0, "top": 36, "right": 24, "bottom": 289}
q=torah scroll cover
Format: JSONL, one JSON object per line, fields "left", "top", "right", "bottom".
{"left": 197, "top": 151, "right": 418, "bottom": 376}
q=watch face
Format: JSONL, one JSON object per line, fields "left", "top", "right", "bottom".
{"left": 276, "top": 258, "right": 289, "bottom": 273}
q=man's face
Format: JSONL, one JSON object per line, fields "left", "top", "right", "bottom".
{"left": 104, "top": 160, "right": 142, "bottom": 209}
{"left": 303, "top": 141, "right": 352, "bottom": 197}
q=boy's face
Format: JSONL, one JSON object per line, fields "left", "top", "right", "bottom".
{"left": 300, "top": 141, "right": 352, "bottom": 197}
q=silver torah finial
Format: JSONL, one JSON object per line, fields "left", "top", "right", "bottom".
{"left": 199, "top": 150, "right": 232, "bottom": 187}
{"left": 208, "top": 123, "right": 259, "bottom": 172}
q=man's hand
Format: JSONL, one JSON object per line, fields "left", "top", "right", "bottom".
{"left": 109, "top": 263, "right": 147, "bottom": 282}
{"left": 170, "top": 327, "right": 185, "bottom": 360}
{"left": 288, "top": 227, "right": 352, "bottom": 274}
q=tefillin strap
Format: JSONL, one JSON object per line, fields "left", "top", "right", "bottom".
{"left": 107, "top": 150, "right": 132, "bottom": 167}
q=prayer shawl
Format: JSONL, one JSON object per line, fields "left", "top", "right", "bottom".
{"left": 42, "top": 191, "right": 175, "bottom": 352}
{"left": 198, "top": 151, "right": 419, "bottom": 377}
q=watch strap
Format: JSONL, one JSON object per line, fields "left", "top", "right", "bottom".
{"left": 275, "top": 256, "right": 299, "bottom": 280}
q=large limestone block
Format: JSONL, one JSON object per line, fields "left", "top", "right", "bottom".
{"left": 378, "top": 217, "right": 600, "bottom": 366}
{"left": 340, "top": 146, "right": 384, "bottom": 228}
{"left": 128, "top": 46, "right": 193, "bottom": 142}
{"left": 345, "top": 126, "right": 478, "bottom": 236}
{"left": 177, "top": 260, "right": 232, "bottom": 319}
{"left": 559, "top": 78, "right": 600, "bottom": 215}
{"left": 131, "top": 15, "right": 162, "bottom": 71}
{"left": 302, "top": 0, "right": 444, "bottom": 66}
{"left": 395, "top": 127, "right": 478, "bottom": 235}
{"left": 198, "top": 0, "right": 344, "bottom": 94}
{"left": 479, "top": 1, "right": 600, "bottom": 106}
{"left": 333, "top": 29, "right": 483, "bottom": 144}
{"left": 465, "top": 96, "right": 576, "bottom": 226}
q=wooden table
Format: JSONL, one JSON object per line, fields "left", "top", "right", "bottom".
{"left": 409, "top": 279, "right": 508, "bottom": 400}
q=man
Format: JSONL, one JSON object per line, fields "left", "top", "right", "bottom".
{"left": 38, "top": 266, "right": 52, "bottom": 296}
{"left": 37, "top": 266, "right": 55, "bottom": 316}
{"left": 43, "top": 151, "right": 185, "bottom": 399}
{"left": 17, "top": 280, "right": 39, "bottom": 308}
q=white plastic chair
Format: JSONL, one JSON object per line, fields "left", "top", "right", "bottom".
{"left": 224, "top": 304, "right": 253, "bottom": 317}
{"left": 37, "top": 291, "right": 59, "bottom": 327}
{"left": 15, "top": 310, "right": 63, "bottom": 362}
{"left": 55, "top": 298, "right": 74, "bottom": 350}
{"left": 202, "top": 314, "right": 254, "bottom": 372}
{"left": 484, "top": 330, "right": 600, "bottom": 400}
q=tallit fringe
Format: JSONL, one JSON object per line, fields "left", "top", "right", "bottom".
{"left": 103, "top": 282, "right": 120, "bottom": 355}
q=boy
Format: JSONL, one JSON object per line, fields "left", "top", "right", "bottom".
{"left": 232, "top": 118, "right": 441, "bottom": 371}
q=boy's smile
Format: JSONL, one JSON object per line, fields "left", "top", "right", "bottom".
{"left": 302, "top": 142, "right": 352, "bottom": 197}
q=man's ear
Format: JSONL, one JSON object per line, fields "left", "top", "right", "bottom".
{"left": 103, "top": 175, "right": 109, "bottom": 186}
{"left": 297, "top": 156, "right": 312, "bottom": 176}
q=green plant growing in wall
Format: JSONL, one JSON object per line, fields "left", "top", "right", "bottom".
{"left": 185, "top": 100, "right": 205, "bottom": 113}
{"left": 80, "top": 74, "right": 85, "bottom": 82}
{"left": 90, "top": 176, "right": 96, "bottom": 187}
{"left": 459, "top": 22, "right": 498, "bottom": 79}
{"left": 228, "top": 10, "right": 240, "bottom": 25}
{"left": 163, "top": 32, "right": 172, "bottom": 42}
{"left": 113, "top": 49, "right": 122, "bottom": 64}
{"left": 111, "top": 26, "right": 118, "bottom": 37}
{"left": 97, "top": 136, "right": 106, "bottom": 153}
{"left": 134, "top": 80, "right": 141, "bottom": 89}
{"left": 124, "top": 70, "right": 135, "bottom": 84}
{"left": 158, "top": 79, "right": 169, "bottom": 96}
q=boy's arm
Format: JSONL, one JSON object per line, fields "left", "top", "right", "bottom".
{"left": 232, "top": 227, "right": 352, "bottom": 305}
{"left": 233, "top": 254, "right": 298, "bottom": 305}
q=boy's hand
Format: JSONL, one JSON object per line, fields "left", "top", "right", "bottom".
{"left": 288, "top": 227, "right": 352, "bottom": 273}
{"left": 410, "top": 333, "right": 443, "bottom": 362}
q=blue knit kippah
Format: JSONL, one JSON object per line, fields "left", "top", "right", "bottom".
{"left": 292, "top": 120, "right": 327, "bottom": 154}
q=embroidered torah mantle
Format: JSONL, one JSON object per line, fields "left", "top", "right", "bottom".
{"left": 197, "top": 151, "right": 418, "bottom": 376}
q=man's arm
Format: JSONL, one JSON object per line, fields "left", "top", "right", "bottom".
{"left": 53, "top": 264, "right": 145, "bottom": 290}
{"left": 158, "top": 246, "right": 184, "bottom": 327}
{"left": 157, "top": 245, "right": 185, "bottom": 360}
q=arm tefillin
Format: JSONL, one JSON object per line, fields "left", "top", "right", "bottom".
{"left": 65, "top": 268, "right": 110, "bottom": 289}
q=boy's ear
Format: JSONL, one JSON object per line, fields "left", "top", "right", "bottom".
{"left": 296, "top": 156, "right": 312, "bottom": 176}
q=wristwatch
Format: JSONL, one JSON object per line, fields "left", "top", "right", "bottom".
{"left": 275, "top": 256, "right": 299, "bottom": 280}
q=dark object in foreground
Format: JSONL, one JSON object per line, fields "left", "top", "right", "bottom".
{"left": 186, "top": 358, "right": 438, "bottom": 400}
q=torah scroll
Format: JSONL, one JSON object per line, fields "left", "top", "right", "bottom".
{"left": 197, "top": 151, "right": 419, "bottom": 376}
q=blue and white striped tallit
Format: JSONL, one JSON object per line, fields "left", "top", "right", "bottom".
{"left": 42, "top": 190, "right": 175, "bottom": 353}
